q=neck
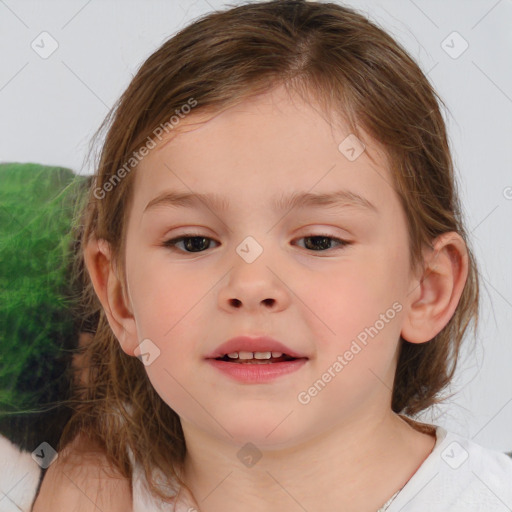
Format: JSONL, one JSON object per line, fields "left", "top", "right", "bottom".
{"left": 179, "top": 412, "right": 436, "bottom": 512}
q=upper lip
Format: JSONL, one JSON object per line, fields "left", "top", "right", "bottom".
{"left": 205, "top": 336, "right": 308, "bottom": 359}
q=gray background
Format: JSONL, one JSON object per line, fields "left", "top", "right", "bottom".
{"left": 1, "top": 0, "right": 511, "bottom": 451}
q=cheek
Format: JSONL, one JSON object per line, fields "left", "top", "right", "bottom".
{"left": 126, "top": 249, "right": 210, "bottom": 336}
{"left": 143, "top": 360, "right": 197, "bottom": 422}
{"left": 301, "top": 251, "right": 406, "bottom": 361}
{"left": 141, "top": 335, "right": 223, "bottom": 431}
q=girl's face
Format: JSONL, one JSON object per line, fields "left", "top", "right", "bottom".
{"left": 122, "top": 85, "right": 417, "bottom": 447}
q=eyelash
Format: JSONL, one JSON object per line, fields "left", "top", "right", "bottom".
{"left": 162, "top": 233, "right": 352, "bottom": 254}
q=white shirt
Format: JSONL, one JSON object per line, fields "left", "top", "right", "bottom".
{"left": 382, "top": 425, "right": 512, "bottom": 511}
{"left": 3, "top": 425, "right": 510, "bottom": 511}
{"left": 133, "top": 425, "right": 512, "bottom": 512}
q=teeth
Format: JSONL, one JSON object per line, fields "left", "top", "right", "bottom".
{"left": 226, "top": 351, "right": 284, "bottom": 359}
{"left": 254, "top": 352, "right": 272, "bottom": 359}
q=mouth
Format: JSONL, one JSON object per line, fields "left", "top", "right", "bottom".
{"left": 205, "top": 336, "right": 309, "bottom": 362}
{"left": 207, "top": 350, "right": 308, "bottom": 383}
{"left": 214, "top": 351, "right": 303, "bottom": 364}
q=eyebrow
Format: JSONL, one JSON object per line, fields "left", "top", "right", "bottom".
{"left": 143, "top": 189, "right": 378, "bottom": 214}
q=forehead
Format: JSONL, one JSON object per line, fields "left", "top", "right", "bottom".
{"left": 132, "top": 86, "right": 395, "bottom": 213}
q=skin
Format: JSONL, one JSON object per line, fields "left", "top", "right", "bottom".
{"left": 32, "top": 432, "right": 132, "bottom": 511}
{"left": 33, "top": 333, "right": 133, "bottom": 511}
{"left": 45, "top": 84, "right": 468, "bottom": 511}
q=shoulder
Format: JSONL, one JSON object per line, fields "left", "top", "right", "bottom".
{"left": 390, "top": 426, "right": 512, "bottom": 512}
{"left": 443, "top": 428, "right": 512, "bottom": 477}
{"left": 452, "top": 430, "right": 512, "bottom": 471}
{"left": 446, "top": 429, "right": 512, "bottom": 492}
{"left": 32, "top": 433, "right": 133, "bottom": 512}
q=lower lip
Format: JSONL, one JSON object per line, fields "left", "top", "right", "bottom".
{"left": 206, "top": 358, "right": 308, "bottom": 383}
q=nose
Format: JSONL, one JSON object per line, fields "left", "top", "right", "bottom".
{"left": 229, "top": 296, "right": 275, "bottom": 309}
{"left": 217, "top": 251, "right": 291, "bottom": 313}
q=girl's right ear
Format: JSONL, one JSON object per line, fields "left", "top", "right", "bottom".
{"left": 83, "top": 238, "right": 138, "bottom": 356}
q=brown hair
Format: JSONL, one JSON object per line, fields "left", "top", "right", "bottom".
{"left": 62, "top": 0, "right": 479, "bottom": 503}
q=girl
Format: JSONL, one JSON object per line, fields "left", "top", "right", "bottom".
{"left": 33, "top": 1, "right": 512, "bottom": 510}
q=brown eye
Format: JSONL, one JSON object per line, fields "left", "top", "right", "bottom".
{"left": 295, "top": 235, "right": 350, "bottom": 252}
{"left": 163, "top": 235, "right": 218, "bottom": 253}
{"left": 162, "top": 233, "right": 351, "bottom": 254}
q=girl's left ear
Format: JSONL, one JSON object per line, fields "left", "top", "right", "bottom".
{"left": 401, "top": 231, "right": 469, "bottom": 344}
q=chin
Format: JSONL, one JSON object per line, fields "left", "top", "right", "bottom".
{"left": 214, "top": 410, "right": 307, "bottom": 450}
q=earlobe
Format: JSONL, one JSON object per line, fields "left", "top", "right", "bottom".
{"left": 401, "top": 232, "right": 469, "bottom": 344}
{"left": 83, "top": 238, "right": 138, "bottom": 356}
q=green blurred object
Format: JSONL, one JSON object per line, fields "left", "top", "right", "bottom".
{"left": 0, "top": 162, "right": 89, "bottom": 452}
